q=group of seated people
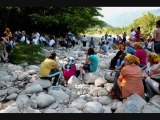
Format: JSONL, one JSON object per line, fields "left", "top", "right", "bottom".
{"left": 109, "top": 36, "right": 160, "bottom": 100}
{"left": 38, "top": 47, "right": 98, "bottom": 86}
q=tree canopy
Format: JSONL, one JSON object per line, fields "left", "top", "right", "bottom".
{"left": 0, "top": 7, "right": 105, "bottom": 36}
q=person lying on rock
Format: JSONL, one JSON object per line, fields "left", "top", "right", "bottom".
{"left": 38, "top": 52, "right": 61, "bottom": 86}
{"left": 142, "top": 52, "right": 160, "bottom": 98}
{"left": 62, "top": 57, "right": 80, "bottom": 86}
{"left": 110, "top": 54, "right": 144, "bottom": 100}
{"left": 79, "top": 47, "right": 98, "bottom": 80}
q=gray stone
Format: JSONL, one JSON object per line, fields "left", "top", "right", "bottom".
{"left": 18, "top": 72, "right": 29, "bottom": 81}
{"left": 84, "top": 73, "right": 99, "bottom": 84}
{"left": 28, "top": 65, "right": 39, "bottom": 72}
{"left": 142, "top": 103, "right": 160, "bottom": 113}
{"left": 36, "top": 92, "right": 56, "bottom": 108}
{"left": 97, "top": 96, "right": 112, "bottom": 105}
{"left": 62, "top": 108, "right": 82, "bottom": 113}
{"left": 29, "top": 100, "right": 37, "bottom": 109}
{"left": 83, "top": 101, "right": 104, "bottom": 113}
{"left": 7, "top": 64, "right": 23, "bottom": 73}
{"left": 6, "top": 93, "right": 18, "bottom": 100}
{"left": 149, "top": 95, "right": 160, "bottom": 109}
{"left": 67, "top": 76, "right": 81, "bottom": 89}
{"left": 95, "top": 77, "right": 107, "bottom": 87}
{"left": 69, "top": 99, "right": 87, "bottom": 110}
{"left": 43, "top": 108, "right": 57, "bottom": 113}
{"left": 103, "top": 106, "right": 112, "bottom": 113}
{"left": 0, "top": 90, "right": 7, "bottom": 97}
{"left": 48, "top": 90, "right": 69, "bottom": 103}
{"left": 25, "top": 84, "right": 43, "bottom": 94}
{"left": 16, "top": 94, "right": 30, "bottom": 111}
{"left": 28, "top": 70, "right": 37, "bottom": 75}
{"left": 22, "top": 107, "right": 41, "bottom": 113}
{"left": 32, "top": 79, "right": 52, "bottom": 89}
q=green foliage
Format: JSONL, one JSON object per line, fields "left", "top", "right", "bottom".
{"left": 85, "top": 12, "right": 160, "bottom": 37}
{"left": 8, "top": 43, "right": 46, "bottom": 64}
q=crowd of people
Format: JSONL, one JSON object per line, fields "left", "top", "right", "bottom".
{"left": 1, "top": 20, "right": 160, "bottom": 102}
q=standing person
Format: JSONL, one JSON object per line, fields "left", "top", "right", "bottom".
{"left": 71, "top": 35, "right": 76, "bottom": 47}
{"left": 130, "top": 28, "right": 136, "bottom": 40}
{"left": 105, "top": 33, "right": 108, "bottom": 41}
{"left": 122, "top": 32, "right": 127, "bottom": 45}
{"left": 153, "top": 20, "right": 160, "bottom": 56}
{"left": 89, "top": 37, "right": 95, "bottom": 48}
{"left": 134, "top": 42, "right": 147, "bottom": 68}
{"left": 38, "top": 52, "right": 61, "bottom": 86}
{"left": 82, "top": 35, "right": 87, "bottom": 47}
{"left": 0, "top": 37, "right": 8, "bottom": 62}
{"left": 79, "top": 48, "right": 98, "bottom": 80}
{"left": 135, "top": 26, "right": 141, "bottom": 42}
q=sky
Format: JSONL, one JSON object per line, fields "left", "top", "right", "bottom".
{"left": 97, "top": 7, "right": 160, "bottom": 27}
{"left": 99, "top": 7, "right": 160, "bottom": 20}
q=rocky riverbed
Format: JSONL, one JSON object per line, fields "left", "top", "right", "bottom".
{"left": 0, "top": 45, "right": 160, "bottom": 113}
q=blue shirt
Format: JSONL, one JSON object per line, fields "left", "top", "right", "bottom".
{"left": 89, "top": 54, "right": 98, "bottom": 72}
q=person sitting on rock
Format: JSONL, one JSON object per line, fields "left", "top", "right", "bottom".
{"left": 98, "top": 41, "right": 109, "bottom": 55}
{"left": 143, "top": 52, "right": 160, "bottom": 98}
{"left": 38, "top": 52, "right": 61, "bottom": 86}
{"left": 62, "top": 57, "right": 80, "bottom": 82}
{"left": 0, "top": 37, "right": 9, "bottom": 63}
{"left": 134, "top": 42, "right": 147, "bottom": 68}
{"left": 111, "top": 54, "right": 144, "bottom": 99}
{"left": 79, "top": 48, "right": 98, "bottom": 80}
{"left": 124, "top": 41, "right": 135, "bottom": 55}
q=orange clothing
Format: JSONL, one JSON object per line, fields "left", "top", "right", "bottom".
{"left": 118, "top": 44, "right": 124, "bottom": 52}
{"left": 118, "top": 64, "right": 144, "bottom": 98}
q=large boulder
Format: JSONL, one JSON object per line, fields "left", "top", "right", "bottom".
{"left": 16, "top": 94, "right": 30, "bottom": 111}
{"left": 67, "top": 76, "right": 81, "bottom": 89}
{"left": 25, "top": 84, "right": 43, "bottom": 94}
{"left": 97, "top": 96, "right": 112, "bottom": 105}
{"left": 84, "top": 73, "right": 99, "bottom": 84}
{"left": 7, "top": 64, "right": 23, "bottom": 73}
{"left": 28, "top": 65, "right": 40, "bottom": 72}
{"left": 36, "top": 92, "right": 56, "bottom": 108}
{"left": 69, "top": 99, "right": 87, "bottom": 110}
{"left": 83, "top": 102, "right": 104, "bottom": 113}
{"left": 142, "top": 103, "right": 160, "bottom": 113}
{"left": 62, "top": 108, "right": 82, "bottom": 113}
{"left": 104, "top": 70, "right": 116, "bottom": 83}
{"left": 0, "top": 90, "right": 7, "bottom": 97}
{"left": 18, "top": 72, "right": 29, "bottom": 81}
{"left": 48, "top": 90, "right": 70, "bottom": 103}
{"left": 32, "top": 79, "right": 52, "bottom": 89}
{"left": 149, "top": 95, "right": 160, "bottom": 109}
{"left": 0, "top": 71, "right": 12, "bottom": 82}
{"left": 95, "top": 77, "right": 107, "bottom": 87}
{"left": 115, "top": 93, "right": 146, "bottom": 113}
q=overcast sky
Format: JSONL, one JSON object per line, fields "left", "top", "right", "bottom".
{"left": 99, "top": 7, "right": 160, "bottom": 20}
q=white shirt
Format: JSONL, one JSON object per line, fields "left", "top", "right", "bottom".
{"left": 49, "top": 39, "right": 55, "bottom": 46}
{"left": 82, "top": 36, "right": 87, "bottom": 41}
{"left": 130, "top": 31, "right": 136, "bottom": 38}
{"left": 40, "top": 36, "right": 46, "bottom": 41}
{"left": 35, "top": 32, "right": 40, "bottom": 38}
{"left": 20, "top": 36, "right": 26, "bottom": 42}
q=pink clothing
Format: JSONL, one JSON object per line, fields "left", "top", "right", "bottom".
{"left": 63, "top": 65, "right": 76, "bottom": 80}
{"left": 134, "top": 49, "right": 147, "bottom": 65}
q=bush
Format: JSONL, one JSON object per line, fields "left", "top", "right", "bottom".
{"left": 8, "top": 43, "right": 46, "bottom": 64}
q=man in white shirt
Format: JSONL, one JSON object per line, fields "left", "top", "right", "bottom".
{"left": 82, "top": 35, "right": 87, "bottom": 47}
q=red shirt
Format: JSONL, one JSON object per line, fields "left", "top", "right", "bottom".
{"left": 63, "top": 65, "right": 76, "bottom": 80}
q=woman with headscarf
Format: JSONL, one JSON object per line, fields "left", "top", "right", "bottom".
{"left": 116, "top": 54, "right": 144, "bottom": 99}
{"left": 144, "top": 53, "right": 160, "bottom": 98}
{"left": 63, "top": 57, "right": 79, "bottom": 81}
{"left": 134, "top": 42, "right": 147, "bottom": 67}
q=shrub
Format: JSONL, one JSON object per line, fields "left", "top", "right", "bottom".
{"left": 8, "top": 43, "right": 46, "bottom": 64}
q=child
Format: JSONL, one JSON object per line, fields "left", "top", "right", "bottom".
{"left": 63, "top": 57, "right": 79, "bottom": 82}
